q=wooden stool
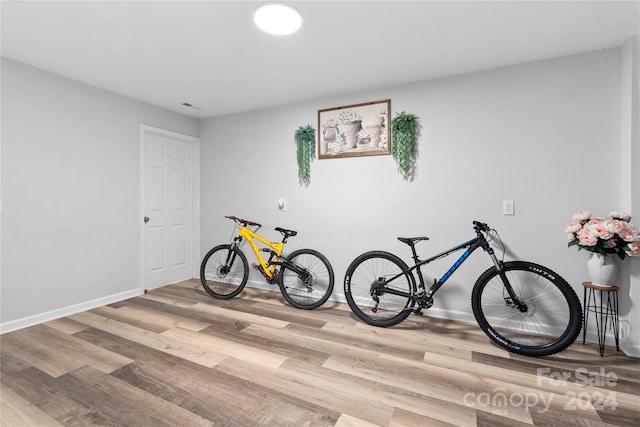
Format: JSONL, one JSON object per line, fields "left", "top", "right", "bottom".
{"left": 582, "top": 282, "right": 619, "bottom": 356}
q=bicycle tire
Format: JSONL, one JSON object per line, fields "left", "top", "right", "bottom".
{"left": 471, "top": 261, "right": 582, "bottom": 357}
{"left": 278, "top": 249, "right": 335, "bottom": 310}
{"left": 200, "top": 244, "right": 248, "bottom": 299}
{"left": 344, "top": 251, "right": 416, "bottom": 327}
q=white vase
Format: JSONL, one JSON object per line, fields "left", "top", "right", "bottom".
{"left": 323, "top": 126, "right": 338, "bottom": 142}
{"left": 366, "top": 124, "right": 382, "bottom": 148}
{"left": 339, "top": 121, "right": 361, "bottom": 149}
{"left": 586, "top": 252, "right": 618, "bottom": 287}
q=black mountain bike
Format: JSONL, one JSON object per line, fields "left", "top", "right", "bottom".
{"left": 344, "top": 221, "right": 582, "bottom": 357}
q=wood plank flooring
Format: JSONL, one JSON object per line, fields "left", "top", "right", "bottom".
{"left": 1, "top": 279, "right": 639, "bottom": 426}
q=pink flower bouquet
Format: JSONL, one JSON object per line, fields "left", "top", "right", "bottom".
{"left": 565, "top": 211, "right": 640, "bottom": 260}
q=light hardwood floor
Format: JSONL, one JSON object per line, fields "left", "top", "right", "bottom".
{"left": 1, "top": 279, "right": 639, "bottom": 426}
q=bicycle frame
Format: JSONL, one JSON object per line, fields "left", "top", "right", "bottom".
{"left": 419, "top": 237, "right": 486, "bottom": 294}
{"left": 401, "top": 237, "right": 487, "bottom": 294}
{"left": 382, "top": 228, "right": 522, "bottom": 308}
{"left": 234, "top": 225, "right": 284, "bottom": 280}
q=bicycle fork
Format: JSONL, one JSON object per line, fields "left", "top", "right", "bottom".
{"left": 420, "top": 240, "right": 527, "bottom": 314}
{"left": 221, "top": 243, "right": 240, "bottom": 276}
{"left": 486, "top": 249, "right": 528, "bottom": 313}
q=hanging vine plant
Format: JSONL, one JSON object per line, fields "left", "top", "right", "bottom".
{"left": 294, "top": 124, "right": 316, "bottom": 186}
{"left": 391, "top": 111, "right": 420, "bottom": 180}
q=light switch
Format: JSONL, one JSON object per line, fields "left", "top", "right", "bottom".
{"left": 503, "top": 200, "right": 515, "bottom": 216}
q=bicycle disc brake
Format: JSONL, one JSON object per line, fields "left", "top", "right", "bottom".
{"left": 217, "top": 265, "right": 231, "bottom": 277}
{"left": 504, "top": 296, "right": 531, "bottom": 316}
{"left": 503, "top": 289, "right": 529, "bottom": 313}
{"left": 297, "top": 270, "right": 314, "bottom": 292}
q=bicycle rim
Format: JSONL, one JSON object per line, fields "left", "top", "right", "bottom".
{"left": 472, "top": 261, "right": 582, "bottom": 356}
{"left": 279, "top": 249, "right": 334, "bottom": 309}
{"left": 345, "top": 252, "right": 415, "bottom": 327}
{"left": 200, "top": 245, "right": 248, "bottom": 299}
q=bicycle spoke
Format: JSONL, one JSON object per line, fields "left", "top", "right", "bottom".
{"left": 200, "top": 245, "right": 248, "bottom": 299}
{"left": 279, "top": 249, "right": 334, "bottom": 309}
{"left": 344, "top": 252, "right": 415, "bottom": 327}
{"left": 472, "top": 262, "right": 582, "bottom": 355}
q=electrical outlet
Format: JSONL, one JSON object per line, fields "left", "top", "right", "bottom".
{"left": 503, "top": 200, "right": 515, "bottom": 216}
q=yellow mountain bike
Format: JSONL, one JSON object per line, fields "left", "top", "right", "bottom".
{"left": 200, "top": 215, "right": 334, "bottom": 309}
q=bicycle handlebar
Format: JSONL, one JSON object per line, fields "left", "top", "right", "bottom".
{"left": 225, "top": 215, "right": 261, "bottom": 228}
{"left": 473, "top": 220, "right": 491, "bottom": 232}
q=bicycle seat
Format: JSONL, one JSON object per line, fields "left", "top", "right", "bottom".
{"left": 275, "top": 227, "right": 297, "bottom": 238}
{"left": 397, "top": 236, "right": 429, "bottom": 245}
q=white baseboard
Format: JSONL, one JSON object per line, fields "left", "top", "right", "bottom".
{"left": 619, "top": 342, "right": 640, "bottom": 358}
{"left": 0, "top": 288, "right": 141, "bottom": 334}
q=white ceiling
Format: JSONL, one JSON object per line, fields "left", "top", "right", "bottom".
{"left": 2, "top": 1, "right": 639, "bottom": 119}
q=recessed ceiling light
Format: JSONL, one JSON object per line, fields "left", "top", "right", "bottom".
{"left": 254, "top": 3, "right": 302, "bottom": 35}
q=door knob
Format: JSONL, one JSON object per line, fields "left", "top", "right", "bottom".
{"left": 144, "top": 216, "right": 150, "bottom": 223}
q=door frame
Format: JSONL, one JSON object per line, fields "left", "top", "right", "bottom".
{"left": 140, "top": 124, "right": 201, "bottom": 292}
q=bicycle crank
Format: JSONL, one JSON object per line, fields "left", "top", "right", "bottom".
{"left": 418, "top": 294, "right": 433, "bottom": 309}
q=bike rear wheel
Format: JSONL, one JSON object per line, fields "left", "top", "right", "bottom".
{"left": 278, "top": 249, "right": 334, "bottom": 310}
{"left": 344, "top": 251, "right": 416, "bottom": 327}
{"left": 472, "top": 261, "right": 582, "bottom": 357}
{"left": 200, "top": 244, "right": 248, "bottom": 299}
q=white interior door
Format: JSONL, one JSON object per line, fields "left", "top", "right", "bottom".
{"left": 142, "top": 126, "right": 199, "bottom": 290}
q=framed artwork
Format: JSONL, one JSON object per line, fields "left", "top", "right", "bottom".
{"left": 318, "top": 99, "right": 391, "bottom": 159}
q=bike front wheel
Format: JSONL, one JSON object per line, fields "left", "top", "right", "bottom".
{"left": 471, "top": 261, "right": 582, "bottom": 357}
{"left": 278, "top": 249, "right": 334, "bottom": 310}
{"left": 200, "top": 244, "right": 248, "bottom": 299}
{"left": 344, "top": 251, "right": 416, "bottom": 327}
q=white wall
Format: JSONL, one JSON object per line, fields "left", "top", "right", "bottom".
{"left": 0, "top": 58, "right": 198, "bottom": 331}
{"left": 200, "top": 47, "right": 640, "bottom": 356}
{"left": 619, "top": 35, "right": 640, "bottom": 357}
{"left": 2, "top": 44, "right": 637, "bottom": 356}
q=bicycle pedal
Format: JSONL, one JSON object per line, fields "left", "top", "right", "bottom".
{"left": 413, "top": 309, "right": 424, "bottom": 316}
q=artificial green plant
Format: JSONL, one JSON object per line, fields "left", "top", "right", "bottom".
{"left": 391, "top": 111, "right": 420, "bottom": 180}
{"left": 294, "top": 125, "right": 316, "bottom": 186}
